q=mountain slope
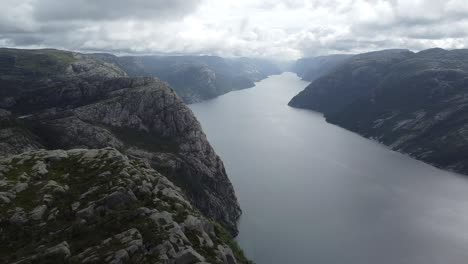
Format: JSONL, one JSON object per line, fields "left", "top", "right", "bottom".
{"left": 0, "top": 48, "right": 245, "bottom": 262}
{"left": 289, "top": 48, "right": 468, "bottom": 175}
{"left": 289, "top": 49, "right": 414, "bottom": 113}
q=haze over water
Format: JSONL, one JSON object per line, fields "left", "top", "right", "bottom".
{"left": 190, "top": 72, "right": 468, "bottom": 264}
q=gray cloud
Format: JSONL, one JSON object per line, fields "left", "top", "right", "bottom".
{"left": 34, "top": 0, "right": 201, "bottom": 21}
{"left": 1, "top": 0, "right": 468, "bottom": 59}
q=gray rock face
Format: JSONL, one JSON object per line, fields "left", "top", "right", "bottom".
{"left": 217, "top": 245, "right": 238, "bottom": 264}
{"left": 66, "top": 79, "right": 240, "bottom": 232}
{"left": 1, "top": 72, "right": 241, "bottom": 235}
{"left": 0, "top": 148, "right": 249, "bottom": 263}
{"left": 30, "top": 204, "right": 47, "bottom": 220}
{"left": 0, "top": 109, "right": 44, "bottom": 156}
{"left": 175, "top": 248, "right": 206, "bottom": 264}
{"left": 104, "top": 191, "right": 138, "bottom": 210}
{"left": 14, "top": 241, "right": 72, "bottom": 263}
{"left": 68, "top": 53, "right": 128, "bottom": 78}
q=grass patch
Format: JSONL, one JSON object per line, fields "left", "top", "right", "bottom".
{"left": 213, "top": 222, "right": 253, "bottom": 264}
{"left": 0, "top": 48, "right": 75, "bottom": 80}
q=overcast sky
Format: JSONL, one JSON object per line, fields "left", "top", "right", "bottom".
{"left": 0, "top": 0, "right": 467, "bottom": 59}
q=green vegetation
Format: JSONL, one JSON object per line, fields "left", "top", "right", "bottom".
{"left": 0, "top": 48, "right": 75, "bottom": 80}
{"left": 213, "top": 222, "right": 253, "bottom": 264}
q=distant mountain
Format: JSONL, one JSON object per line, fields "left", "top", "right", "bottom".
{"left": 289, "top": 48, "right": 468, "bottom": 175}
{"left": 0, "top": 47, "right": 281, "bottom": 105}
{"left": 292, "top": 54, "right": 353, "bottom": 81}
{"left": 101, "top": 55, "right": 281, "bottom": 103}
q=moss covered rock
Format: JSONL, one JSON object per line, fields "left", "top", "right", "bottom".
{"left": 0, "top": 148, "right": 249, "bottom": 264}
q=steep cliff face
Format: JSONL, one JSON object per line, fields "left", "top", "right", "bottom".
{"left": 289, "top": 48, "right": 468, "bottom": 175}
{"left": 0, "top": 148, "right": 249, "bottom": 263}
{"left": 0, "top": 48, "right": 242, "bottom": 241}
{"left": 1, "top": 76, "right": 241, "bottom": 235}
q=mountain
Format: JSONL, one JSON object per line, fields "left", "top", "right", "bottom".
{"left": 103, "top": 55, "right": 281, "bottom": 103}
{"left": 0, "top": 48, "right": 248, "bottom": 263}
{"left": 292, "top": 54, "right": 353, "bottom": 82}
{"left": 289, "top": 49, "right": 414, "bottom": 113}
{"left": 289, "top": 48, "right": 468, "bottom": 175}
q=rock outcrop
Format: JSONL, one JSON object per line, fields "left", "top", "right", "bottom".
{"left": 0, "top": 148, "right": 249, "bottom": 263}
{"left": 289, "top": 48, "right": 468, "bottom": 175}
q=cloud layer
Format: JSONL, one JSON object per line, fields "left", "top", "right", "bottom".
{"left": 1, "top": 0, "right": 468, "bottom": 59}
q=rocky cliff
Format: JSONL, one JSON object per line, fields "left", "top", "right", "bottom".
{"left": 289, "top": 48, "right": 468, "bottom": 175}
{"left": 0, "top": 48, "right": 246, "bottom": 263}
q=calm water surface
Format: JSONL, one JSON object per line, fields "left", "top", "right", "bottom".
{"left": 190, "top": 72, "right": 468, "bottom": 264}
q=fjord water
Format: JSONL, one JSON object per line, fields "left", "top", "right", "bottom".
{"left": 189, "top": 72, "right": 468, "bottom": 264}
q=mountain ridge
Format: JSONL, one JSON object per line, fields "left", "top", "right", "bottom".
{"left": 0, "top": 47, "right": 281, "bottom": 104}
{"left": 289, "top": 47, "right": 468, "bottom": 175}
{"left": 113, "top": 55, "right": 281, "bottom": 103}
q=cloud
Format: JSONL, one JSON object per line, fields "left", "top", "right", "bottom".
{"left": 33, "top": 0, "right": 201, "bottom": 21}
{"left": 0, "top": 0, "right": 468, "bottom": 59}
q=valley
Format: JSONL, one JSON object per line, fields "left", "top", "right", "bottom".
{"left": 191, "top": 72, "right": 468, "bottom": 264}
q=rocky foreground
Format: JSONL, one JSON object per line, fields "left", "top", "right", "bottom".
{"left": 0, "top": 148, "right": 248, "bottom": 263}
